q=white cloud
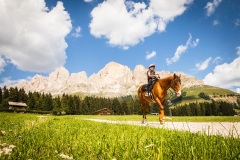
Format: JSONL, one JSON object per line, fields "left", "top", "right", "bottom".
{"left": 236, "top": 46, "right": 240, "bottom": 56}
{"left": 236, "top": 88, "right": 240, "bottom": 93}
{"left": 0, "top": 0, "right": 72, "bottom": 73}
{"left": 203, "top": 57, "right": 240, "bottom": 89}
{"left": 213, "top": 19, "right": 219, "bottom": 26}
{"left": 203, "top": 47, "right": 240, "bottom": 89}
{"left": 84, "top": 0, "right": 93, "bottom": 2}
{"left": 89, "top": 0, "right": 156, "bottom": 49}
{"left": 234, "top": 18, "right": 240, "bottom": 27}
{"left": 166, "top": 33, "right": 199, "bottom": 65}
{"left": 0, "top": 56, "right": 6, "bottom": 73}
{"left": 150, "top": 0, "right": 193, "bottom": 21}
{"left": 196, "top": 57, "right": 212, "bottom": 71}
{"left": 89, "top": 0, "right": 193, "bottom": 49}
{"left": 205, "top": 0, "right": 222, "bottom": 17}
{"left": 203, "top": 46, "right": 240, "bottom": 89}
{"left": 0, "top": 77, "right": 31, "bottom": 88}
{"left": 146, "top": 51, "right": 156, "bottom": 60}
{"left": 213, "top": 56, "right": 222, "bottom": 64}
{"left": 72, "top": 26, "right": 81, "bottom": 38}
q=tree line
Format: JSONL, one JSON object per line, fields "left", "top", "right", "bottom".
{"left": 0, "top": 86, "right": 237, "bottom": 116}
{"left": 0, "top": 86, "right": 142, "bottom": 115}
{"left": 171, "top": 101, "right": 236, "bottom": 116}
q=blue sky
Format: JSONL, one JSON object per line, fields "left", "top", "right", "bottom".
{"left": 0, "top": 0, "right": 240, "bottom": 93}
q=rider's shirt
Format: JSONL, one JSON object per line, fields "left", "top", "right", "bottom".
{"left": 147, "top": 70, "right": 156, "bottom": 82}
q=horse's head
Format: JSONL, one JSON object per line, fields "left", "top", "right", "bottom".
{"left": 170, "top": 73, "right": 181, "bottom": 97}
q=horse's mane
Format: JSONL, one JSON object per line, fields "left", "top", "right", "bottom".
{"left": 158, "top": 74, "right": 174, "bottom": 82}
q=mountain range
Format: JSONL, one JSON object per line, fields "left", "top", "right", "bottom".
{"left": 11, "top": 61, "right": 204, "bottom": 97}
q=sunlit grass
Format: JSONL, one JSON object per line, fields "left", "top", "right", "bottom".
{"left": 81, "top": 115, "right": 240, "bottom": 122}
{"left": 0, "top": 113, "right": 239, "bottom": 159}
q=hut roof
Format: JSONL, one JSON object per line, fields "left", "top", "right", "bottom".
{"left": 94, "top": 108, "right": 111, "bottom": 113}
{"left": 8, "top": 101, "right": 27, "bottom": 107}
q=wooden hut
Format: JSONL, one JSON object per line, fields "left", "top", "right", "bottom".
{"left": 8, "top": 101, "right": 27, "bottom": 110}
{"left": 94, "top": 108, "right": 112, "bottom": 115}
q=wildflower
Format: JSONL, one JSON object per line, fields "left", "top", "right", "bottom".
{"left": 0, "top": 143, "right": 7, "bottom": 147}
{"left": 8, "top": 145, "right": 16, "bottom": 149}
{"left": 59, "top": 153, "right": 73, "bottom": 159}
{"left": 1, "top": 131, "right": 6, "bottom": 135}
{"left": 2, "top": 147, "right": 12, "bottom": 155}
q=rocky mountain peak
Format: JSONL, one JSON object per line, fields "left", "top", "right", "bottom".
{"left": 49, "top": 67, "right": 69, "bottom": 81}
{"left": 10, "top": 61, "right": 204, "bottom": 97}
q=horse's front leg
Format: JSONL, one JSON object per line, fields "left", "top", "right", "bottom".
{"left": 155, "top": 98, "right": 165, "bottom": 124}
{"left": 159, "top": 109, "right": 165, "bottom": 125}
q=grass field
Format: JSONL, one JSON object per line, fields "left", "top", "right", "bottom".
{"left": 0, "top": 113, "right": 240, "bottom": 159}
{"left": 82, "top": 115, "right": 240, "bottom": 122}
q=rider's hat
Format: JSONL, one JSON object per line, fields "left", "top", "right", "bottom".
{"left": 148, "top": 64, "right": 155, "bottom": 68}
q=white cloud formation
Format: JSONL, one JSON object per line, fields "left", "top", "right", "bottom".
{"left": 213, "top": 56, "right": 222, "bottom": 64}
{"left": 166, "top": 34, "right": 199, "bottom": 65}
{"left": 236, "top": 88, "right": 240, "bottom": 93}
{"left": 0, "top": 0, "right": 72, "bottom": 73}
{"left": 146, "top": 51, "right": 156, "bottom": 60}
{"left": 0, "top": 77, "right": 31, "bottom": 88}
{"left": 196, "top": 57, "right": 212, "bottom": 71}
{"left": 213, "top": 19, "right": 219, "bottom": 26}
{"left": 234, "top": 18, "right": 240, "bottom": 27}
{"left": 150, "top": 0, "right": 193, "bottom": 22}
{"left": 89, "top": 0, "right": 193, "bottom": 49}
{"left": 84, "top": 0, "right": 93, "bottom": 2}
{"left": 205, "top": 0, "right": 222, "bottom": 17}
{"left": 0, "top": 56, "right": 6, "bottom": 73}
{"left": 203, "top": 47, "right": 240, "bottom": 89}
{"left": 236, "top": 46, "right": 240, "bottom": 56}
{"left": 89, "top": 0, "right": 156, "bottom": 49}
{"left": 72, "top": 26, "right": 81, "bottom": 38}
{"left": 203, "top": 57, "right": 240, "bottom": 88}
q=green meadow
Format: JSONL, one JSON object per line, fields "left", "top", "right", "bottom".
{"left": 0, "top": 113, "right": 240, "bottom": 160}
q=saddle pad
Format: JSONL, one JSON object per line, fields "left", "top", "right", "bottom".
{"left": 141, "top": 84, "right": 148, "bottom": 91}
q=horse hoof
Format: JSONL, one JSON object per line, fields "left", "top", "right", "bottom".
{"left": 160, "top": 120, "right": 165, "bottom": 125}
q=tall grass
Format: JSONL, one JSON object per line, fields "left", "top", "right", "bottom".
{"left": 0, "top": 113, "right": 239, "bottom": 159}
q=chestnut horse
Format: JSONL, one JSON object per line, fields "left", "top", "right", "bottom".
{"left": 138, "top": 73, "right": 181, "bottom": 124}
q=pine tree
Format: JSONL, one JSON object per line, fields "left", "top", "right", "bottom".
{"left": 18, "top": 88, "right": 28, "bottom": 102}
{"left": 3, "top": 86, "right": 9, "bottom": 100}
{"left": 121, "top": 100, "right": 129, "bottom": 115}
{"left": 0, "top": 87, "right": 2, "bottom": 104}
{"left": 74, "top": 96, "right": 81, "bottom": 114}
{"left": 67, "top": 95, "right": 76, "bottom": 114}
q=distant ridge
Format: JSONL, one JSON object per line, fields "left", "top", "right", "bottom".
{"left": 11, "top": 61, "right": 204, "bottom": 97}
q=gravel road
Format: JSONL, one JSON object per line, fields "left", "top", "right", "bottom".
{"left": 86, "top": 119, "right": 240, "bottom": 138}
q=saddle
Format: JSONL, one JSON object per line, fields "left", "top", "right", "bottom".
{"left": 141, "top": 80, "right": 158, "bottom": 93}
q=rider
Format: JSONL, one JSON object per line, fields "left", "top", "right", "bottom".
{"left": 146, "top": 64, "right": 159, "bottom": 96}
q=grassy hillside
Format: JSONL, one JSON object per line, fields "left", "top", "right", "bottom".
{"left": 171, "top": 85, "right": 239, "bottom": 104}
{"left": 67, "top": 85, "right": 239, "bottom": 106}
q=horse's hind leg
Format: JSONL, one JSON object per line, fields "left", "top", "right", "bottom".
{"left": 141, "top": 101, "right": 148, "bottom": 124}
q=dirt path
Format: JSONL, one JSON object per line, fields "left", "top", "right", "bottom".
{"left": 86, "top": 119, "right": 240, "bottom": 138}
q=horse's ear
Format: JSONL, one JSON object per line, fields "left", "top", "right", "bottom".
{"left": 173, "top": 73, "right": 176, "bottom": 79}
